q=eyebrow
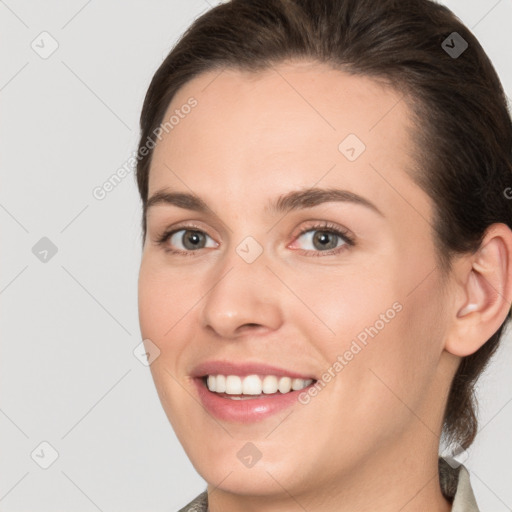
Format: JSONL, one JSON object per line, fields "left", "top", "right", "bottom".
{"left": 145, "top": 187, "right": 384, "bottom": 218}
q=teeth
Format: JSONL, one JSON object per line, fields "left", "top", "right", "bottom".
{"left": 205, "top": 374, "right": 314, "bottom": 395}
{"left": 216, "top": 374, "right": 226, "bottom": 393}
{"left": 242, "top": 375, "right": 261, "bottom": 395}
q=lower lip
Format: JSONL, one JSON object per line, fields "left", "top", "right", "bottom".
{"left": 193, "top": 377, "right": 316, "bottom": 424}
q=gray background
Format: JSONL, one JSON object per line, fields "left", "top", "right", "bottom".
{"left": 1, "top": 1, "right": 511, "bottom": 510}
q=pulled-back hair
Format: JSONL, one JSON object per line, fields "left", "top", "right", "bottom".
{"left": 135, "top": 0, "right": 512, "bottom": 452}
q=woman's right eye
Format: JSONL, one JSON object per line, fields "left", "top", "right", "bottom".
{"left": 157, "top": 228, "right": 218, "bottom": 255}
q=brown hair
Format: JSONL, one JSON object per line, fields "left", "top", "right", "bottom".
{"left": 135, "top": 0, "right": 512, "bottom": 452}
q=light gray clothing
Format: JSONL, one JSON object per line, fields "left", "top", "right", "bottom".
{"left": 178, "top": 457, "right": 479, "bottom": 511}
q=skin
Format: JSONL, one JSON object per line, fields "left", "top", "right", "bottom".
{"left": 137, "top": 60, "right": 512, "bottom": 512}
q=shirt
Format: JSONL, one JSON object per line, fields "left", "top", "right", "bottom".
{"left": 177, "top": 457, "right": 480, "bottom": 511}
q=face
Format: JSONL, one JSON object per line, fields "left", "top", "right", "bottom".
{"left": 138, "top": 61, "right": 456, "bottom": 500}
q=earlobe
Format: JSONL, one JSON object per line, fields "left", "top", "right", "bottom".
{"left": 446, "top": 223, "right": 512, "bottom": 357}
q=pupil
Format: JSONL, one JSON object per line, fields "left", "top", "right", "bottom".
{"left": 183, "top": 230, "right": 204, "bottom": 250}
{"left": 313, "top": 231, "right": 337, "bottom": 250}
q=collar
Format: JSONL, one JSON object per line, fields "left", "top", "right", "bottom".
{"left": 440, "top": 457, "right": 480, "bottom": 511}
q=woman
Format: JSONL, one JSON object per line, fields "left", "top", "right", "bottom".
{"left": 135, "top": 0, "right": 512, "bottom": 510}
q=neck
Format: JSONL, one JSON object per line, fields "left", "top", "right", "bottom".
{"left": 207, "top": 434, "right": 452, "bottom": 512}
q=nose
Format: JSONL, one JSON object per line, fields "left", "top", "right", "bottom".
{"left": 200, "top": 251, "right": 283, "bottom": 339}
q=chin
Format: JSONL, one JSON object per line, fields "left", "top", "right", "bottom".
{"left": 203, "top": 465, "right": 302, "bottom": 497}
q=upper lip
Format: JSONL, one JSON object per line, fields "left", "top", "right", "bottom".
{"left": 191, "top": 360, "right": 317, "bottom": 380}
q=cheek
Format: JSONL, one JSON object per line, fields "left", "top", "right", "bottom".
{"left": 285, "top": 264, "right": 400, "bottom": 348}
{"left": 342, "top": 277, "right": 446, "bottom": 421}
{"left": 296, "top": 263, "right": 442, "bottom": 398}
{"left": 138, "top": 265, "right": 166, "bottom": 338}
{"left": 138, "top": 263, "right": 196, "bottom": 421}
{"left": 137, "top": 259, "right": 199, "bottom": 339}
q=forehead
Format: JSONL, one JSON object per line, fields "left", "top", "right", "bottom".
{"left": 148, "top": 60, "right": 427, "bottom": 222}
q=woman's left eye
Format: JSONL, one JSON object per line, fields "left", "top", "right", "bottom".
{"left": 290, "top": 224, "right": 354, "bottom": 256}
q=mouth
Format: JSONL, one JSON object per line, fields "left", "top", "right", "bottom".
{"left": 192, "top": 373, "right": 318, "bottom": 423}
{"left": 200, "top": 374, "right": 317, "bottom": 399}
{"left": 189, "top": 360, "right": 319, "bottom": 422}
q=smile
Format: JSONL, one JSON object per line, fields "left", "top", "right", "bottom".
{"left": 194, "top": 375, "right": 318, "bottom": 423}
{"left": 205, "top": 374, "right": 314, "bottom": 396}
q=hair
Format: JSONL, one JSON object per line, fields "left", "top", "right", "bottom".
{"left": 135, "top": 0, "right": 512, "bottom": 455}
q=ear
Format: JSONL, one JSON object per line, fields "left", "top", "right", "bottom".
{"left": 444, "top": 223, "right": 512, "bottom": 357}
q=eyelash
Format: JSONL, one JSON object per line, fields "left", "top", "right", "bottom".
{"left": 154, "top": 221, "right": 355, "bottom": 257}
